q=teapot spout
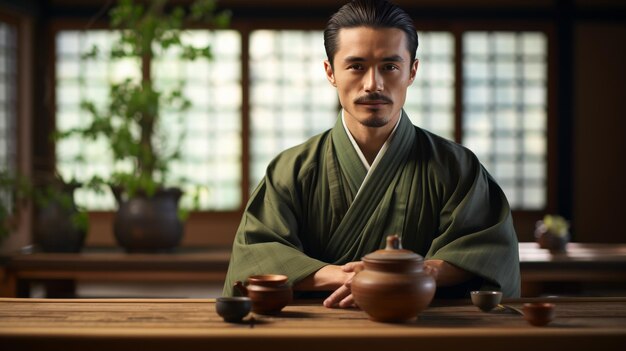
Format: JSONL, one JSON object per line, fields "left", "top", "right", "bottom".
{"left": 233, "top": 281, "right": 248, "bottom": 297}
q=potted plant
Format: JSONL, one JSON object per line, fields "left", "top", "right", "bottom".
{"left": 31, "top": 174, "right": 89, "bottom": 253}
{"left": 58, "top": 0, "right": 230, "bottom": 252}
{"left": 0, "top": 170, "right": 29, "bottom": 244}
{"left": 534, "top": 214, "right": 570, "bottom": 253}
{"left": 1, "top": 170, "right": 88, "bottom": 252}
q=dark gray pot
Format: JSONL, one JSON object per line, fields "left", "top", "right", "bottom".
{"left": 33, "top": 184, "right": 86, "bottom": 253}
{"left": 112, "top": 187, "right": 184, "bottom": 252}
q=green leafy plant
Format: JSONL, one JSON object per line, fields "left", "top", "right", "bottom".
{"left": 0, "top": 171, "right": 89, "bottom": 242}
{"left": 541, "top": 214, "right": 570, "bottom": 238}
{"left": 0, "top": 170, "right": 30, "bottom": 241}
{"left": 57, "top": 0, "right": 230, "bottom": 215}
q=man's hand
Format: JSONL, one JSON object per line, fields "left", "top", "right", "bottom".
{"left": 300, "top": 259, "right": 466, "bottom": 309}
{"left": 423, "top": 260, "right": 440, "bottom": 281}
{"left": 323, "top": 259, "right": 469, "bottom": 308}
{"left": 323, "top": 261, "right": 363, "bottom": 308}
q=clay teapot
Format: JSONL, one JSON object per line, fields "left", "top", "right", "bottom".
{"left": 234, "top": 274, "right": 292, "bottom": 315}
{"left": 351, "top": 235, "right": 436, "bottom": 322}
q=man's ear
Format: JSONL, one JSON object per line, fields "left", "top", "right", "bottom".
{"left": 324, "top": 60, "right": 336, "bottom": 87}
{"left": 408, "top": 58, "right": 419, "bottom": 85}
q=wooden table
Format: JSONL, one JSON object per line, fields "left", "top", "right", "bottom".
{"left": 519, "top": 242, "right": 626, "bottom": 295}
{"left": 1, "top": 297, "right": 625, "bottom": 351}
{"left": 2, "top": 243, "right": 626, "bottom": 298}
{"left": 0, "top": 248, "right": 230, "bottom": 297}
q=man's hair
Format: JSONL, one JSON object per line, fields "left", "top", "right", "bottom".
{"left": 324, "top": 0, "right": 418, "bottom": 67}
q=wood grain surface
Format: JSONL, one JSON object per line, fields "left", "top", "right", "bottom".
{"left": 1, "top": 297, "right": 625, "bottom": 351}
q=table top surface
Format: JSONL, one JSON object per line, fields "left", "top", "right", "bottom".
{"left": 1, "top": 297, "right": 625, "bottom": 351}
{"left": 2, "top": 247, "right": 232, "bottom": 271}
{"left": 4, "top": 242, "right": 626, "bottom": 267}
{"left": 518, "top": 242, "right": 626, "bottom": 262}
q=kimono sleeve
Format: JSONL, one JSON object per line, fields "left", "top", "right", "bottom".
{"left": 222, "top": 158, "right": 327, "bottom": 297}
{"left": 426, "top": 146, "right": 521, "bottom": 298}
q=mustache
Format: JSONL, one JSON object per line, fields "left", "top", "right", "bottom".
{"left": 354, "top": 93, "right": 393, "bottom": 104}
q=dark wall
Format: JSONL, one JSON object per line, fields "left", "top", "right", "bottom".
{"left": 574, "top": 22, "right": 626, "bottom": 243}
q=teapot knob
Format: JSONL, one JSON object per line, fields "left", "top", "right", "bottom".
{"left": 385, "top": 234, "right": 402, "bottom": 250}
{"left": 233, "top": 281, "right": 248, "bottom": 297}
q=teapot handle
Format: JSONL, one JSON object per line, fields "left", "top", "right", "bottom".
{"left": 233, "top": 281, "right": 248, "bottom": 297}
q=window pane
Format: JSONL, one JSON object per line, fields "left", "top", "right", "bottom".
{"left": 56, "top": 30, "right": 242, "bottom": 210}
{"left": 0, "top": 21, "right": 17, "bottom": 212}
{"left": 404, "top": 32, "right": 455, "bottom": 140}
{"left": 462, "top": 31, "right": 548, "bottom": 210}
{"left": 249, "top": 30, "right": 338, "bottom": 191}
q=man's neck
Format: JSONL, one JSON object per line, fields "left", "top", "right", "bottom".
{"left": 343, "top": 111, "right": 401, "bottom": 165}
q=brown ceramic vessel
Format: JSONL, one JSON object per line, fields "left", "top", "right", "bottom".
{"left": 535, "top": 220, "right": 568, "bottom": 253}
{"left": 523, "top": 302, "right": 555, "bottom": 326}
{"left": 234, "top": 274, "right": 292, "bottom": 315}
{"left": 351, "top": 235, "right": 436, "bottom": 322}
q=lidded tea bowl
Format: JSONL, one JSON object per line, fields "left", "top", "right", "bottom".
{"left": 351, "top": 235, "right": 436, "bottom": 322}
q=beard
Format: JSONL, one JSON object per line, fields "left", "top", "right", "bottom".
{"left": 360, "top": 114, "right": 391, "bottom": 128}
{"left": 353, "top": 92, "right": 394, "bottom": 128}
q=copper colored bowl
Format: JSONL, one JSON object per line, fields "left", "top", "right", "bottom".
{"left": 523, "top": 302, "right": 555, "bottom": 326}
{"left": 234, "top": 274, "right": 293, "bottom": 315}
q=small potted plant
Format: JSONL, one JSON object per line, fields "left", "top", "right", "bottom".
{"left": 31, "top": 173, "right": 89, "bottom": 253}
{"left": 58, "top": 0, "right": 230, "bottom": 251}
{"left": 534, "top": 214, "right": 570, "bottom": 253}
{"left": 1, "top": 170, "right": 88, "bottom": 252}
{"left": 0, "top": 170, "right": 30, "bottom": 244}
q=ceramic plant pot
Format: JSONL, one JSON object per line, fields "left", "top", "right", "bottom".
{"left": 112, "top": 187, "right": 184, "bottom": 252}
{"left": 351, "top": 235, "right": 436, "bottom": 322}
{"left": 535, "top": 220, "right": 569, "bottom": 253}
{"left": 33, "top": 183, "right": 86, "bottom": 253}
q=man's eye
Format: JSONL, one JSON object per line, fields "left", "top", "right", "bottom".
{"left": 348, "top": 64, "right": 364, "bottom": 70}
{"left": 383, "top": 64, "right": 399, "bottom": 71}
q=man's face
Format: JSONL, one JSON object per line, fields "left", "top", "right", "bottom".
{"left": 324, "top": 27, "right": 418, "bottom": 129}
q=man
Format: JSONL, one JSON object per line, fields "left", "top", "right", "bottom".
{"left": 223, "top": 0, "right": 520, "bottom": 307}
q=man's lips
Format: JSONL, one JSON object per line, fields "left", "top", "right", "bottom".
{"left": 357, "top": 100, "right": 390, "bottom": 109}
{"left": 358, "top": 100, "right": 389, "bottom": 105}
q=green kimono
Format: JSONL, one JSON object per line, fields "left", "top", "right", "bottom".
{"left": 223, "top": 111, "right": 520, "bottom": 298}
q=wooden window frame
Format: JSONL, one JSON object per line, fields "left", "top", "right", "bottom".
{"left": 0, "top": 7, "right": 34, "bottom": 252}
{"left": 44, "top": 14, "right": 556, "bottom": 247}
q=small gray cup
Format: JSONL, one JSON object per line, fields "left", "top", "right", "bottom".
{"left": 470, "top": 290, "right": 503, "bottom": 312}
{"left": 216, "top": 296, "right": 252, "bottom": 323}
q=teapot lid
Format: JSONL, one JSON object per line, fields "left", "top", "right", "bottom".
{"left": 363, "top": 235, "right": 424, "bottom": 262}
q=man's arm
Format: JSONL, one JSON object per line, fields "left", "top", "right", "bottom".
{"left": 293, "top": 262, "right": 363, "bottom": 308}
{"left": 294, "top": 264, "right": 354, "bottom": 291}
{"left": 423, "top": 259, "right": 473, "bottom": 287}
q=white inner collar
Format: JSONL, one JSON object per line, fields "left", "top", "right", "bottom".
{"left": 341, "top": 110, "right": 401, "bottom": 200}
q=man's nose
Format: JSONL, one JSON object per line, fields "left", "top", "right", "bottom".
{"left": 364, "top": 67, "right": 383, "bottom": 92}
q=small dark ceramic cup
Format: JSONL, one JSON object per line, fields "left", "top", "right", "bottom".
{"left": 216, "top": 296, "right": 252, "bottom": 323}
{"left": 523, "top": 302, "right": 555, "bottom": 326}
{"left": 470, "top": 290, "right": 503, "bottom": 312}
